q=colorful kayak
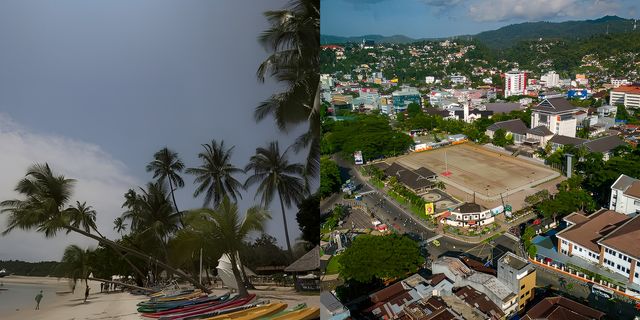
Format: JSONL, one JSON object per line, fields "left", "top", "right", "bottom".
{"left": 141, "top": 294, "right": 234, "bottom": 318}
{"left": 157, "top": 294, "right": 256, "bottom": 320}
{"left": 202, "top": 303, "right": 287, "bottom": 320}
{"left": 139, "top": 294, "right": 229, "bottom": 313}
{"left": 267, "top": 307, "right": 320, "bottom": 320}
{"left": 257, "top": 304, "right": 306, "bottom": 320}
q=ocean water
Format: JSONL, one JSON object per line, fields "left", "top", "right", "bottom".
{"left": 0, "top": 281, "right": 66, "bottom": 314}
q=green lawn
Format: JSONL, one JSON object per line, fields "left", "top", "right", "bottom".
{"left": 325, "top": 255, "right": 341, "bottom": 275}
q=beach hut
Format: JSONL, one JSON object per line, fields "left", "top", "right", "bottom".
{"left": 284, "top": 246, "right": 320, "bottom": 291}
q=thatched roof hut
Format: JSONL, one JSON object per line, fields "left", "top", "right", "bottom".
{"left": 285, "top": 246, "right": 320, "bottom": 273}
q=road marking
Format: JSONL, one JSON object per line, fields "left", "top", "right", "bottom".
{"left": 359, "top": 190, "right": 376, "bottom": 195}
{"left": 425, "top": 234, "right": 443, "bottom": 243}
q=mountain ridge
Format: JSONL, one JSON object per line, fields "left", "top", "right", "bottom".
{"left": 321, "top": 15, "right": 639, "bottom": 48}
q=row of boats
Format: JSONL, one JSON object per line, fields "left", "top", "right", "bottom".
{"left": 137, "top": 289, "right": 319, "bottom": 320}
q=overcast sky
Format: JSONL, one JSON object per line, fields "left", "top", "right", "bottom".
{"left": 0, "top": 0, "right": 313, "bottom": 262}
{"left": 321, "top": 0, "right": 639, "bottom": 39}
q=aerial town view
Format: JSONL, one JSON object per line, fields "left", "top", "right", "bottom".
{"left": 319, "top": 0, "right": 640, "bottom": 319}
{"left": 0, "top": 0, "right": 320, "bottom": 320}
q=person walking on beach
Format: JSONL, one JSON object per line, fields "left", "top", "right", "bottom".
{"left": 84, "top": 286, "right": 90, "bottom": 303}
{"left": 35, "top": 290, "right": 43, "bottom": 310}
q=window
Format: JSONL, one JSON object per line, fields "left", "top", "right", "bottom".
{"left": 520, "top": 294, "right": 524, "bottom": 299}
{"left": 521, "top": 284, "right": 525, "bottom": 290}
{"left": 617, "top": 265, "right": 621, "bottom": 270}
{"left": 634, "top": 200, "right": 640, "bottom": 206}
{"left": 635, "top": 272, "right": 639, "bottom": 278}
{"left": 619, "top": 253, "right": 623, "bottom": 259}
{"left": 562, "top": 240, "right": 567, "bottom": 245}
{"left": 579, "top": 248, "right": 582, "bottom": 252}
{"left": 574, "top": 245, "right": 577, "bottom": 249}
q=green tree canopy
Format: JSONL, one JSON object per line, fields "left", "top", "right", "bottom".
{"left": 339, "top": 234, "right": 421, "bottom": 283}
{"left": 319, "top": 157, "right": 341, "bottom": 198}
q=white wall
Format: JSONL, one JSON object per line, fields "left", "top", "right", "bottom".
{"left": 610, "top": 190, "right": 640, "bottom": 216}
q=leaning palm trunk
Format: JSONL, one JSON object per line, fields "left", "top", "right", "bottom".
{"left": 278, "top": 192, "right": 293, "bottom": 259}
{"left": 64, "top": 225, "right": 210, "bottom": 293}
{"left": 228, "top": 253, "right": 249, "bottom": 297}
{"left": 168, "top": 179, "right": 184, "bottom": 226}
{"left": 93, "top": 229, "right": 147, "bottom": 281}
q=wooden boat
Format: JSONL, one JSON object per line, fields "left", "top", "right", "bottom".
{"left": 202, "top": 303, "right": 287, "bottom": 320}
{"left": 155, "top": 294, "right": 256, "bottom": 320}
{"left": 256, "top": 304, "right": 306, "bottom": 320}
{"left": 267, "top": 307, "right": 320, "bottom": 320}
{"left": 138, "top": 294, "right": 229, "bottom": 313}
{"left": 140, "top": 294, "right": 233, "bottom": 318}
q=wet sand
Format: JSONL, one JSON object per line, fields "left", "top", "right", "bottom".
{"left": 0, "top": 276, "right": 318, "bottom": 320}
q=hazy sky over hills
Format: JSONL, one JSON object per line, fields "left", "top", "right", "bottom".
{"left": 0, "top": 0, "right": 311, "bottom": 262}
{"left": 321, "top": 0, "right": 638, "bottom": 38}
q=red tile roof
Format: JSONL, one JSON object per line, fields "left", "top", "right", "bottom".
{"left": 612, "top": 85, "right": 640, "bottom": 94}
{"left": 556, "top": 209, "right": 629, "bottom": 253}
{"left": 522, "top": 296, "right": 605, "bottom": 320}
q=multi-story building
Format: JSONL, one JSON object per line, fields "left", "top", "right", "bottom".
{"left": 540, "top": 71, "right": 560, "bottom": 88}
{"left": 530, "top": 98, "right": 579, "bottom": 137}
{"left": 610, "top": 174, "right": 640, "bottom": 216}
{"left": 449, "top": 74, "right": 467, "bottom": 84}
{"left": 504, "top": 70, "right": 527, "bottom": 97}
{"left": 392, "top": 86, "right": 421, "bottom": 112}
{"left": 557, "top": 209, "right": 640, "bottom": 293}
{"left": 610, "top": 85, "right": 640, "bottom": 109}
{"left": 611, "top": 78, "right": 630, "bottom": 88}
{"left": 497, "top": 252, "right": 536, "bottom": 312}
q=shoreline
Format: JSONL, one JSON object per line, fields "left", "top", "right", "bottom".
{"left": 0, "top": 276, "right": 318, "bottom": 320}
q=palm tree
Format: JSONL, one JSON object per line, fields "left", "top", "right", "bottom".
{"left": 121, "top": 183, "right": 181, "bottom": 264}
{"left": 256, "top": 0, "right": 320, "bottom": 179}
{"left": 183, "top": 197, "right": 270, "bottom": 297}
{"left": 245, "top": 141, "right": 305, "bottom": 257}
{"left": 186, "top": 140, "right": 244, "bottom": 208}
{"left": 113, "top": 217, "right": 127, "bottom": 234}
{"left": 58, "top": 244, "right": 94, "bottom": 298}
{"left": 146, "top": 147, "right": 185, "bottom": 217}
{"left": 0, "top": 163, "right": 210, "bottom": 293}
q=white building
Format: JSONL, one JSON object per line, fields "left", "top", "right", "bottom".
{"left": 557, "top": 209, "right": 640, "bottom": 293}
{"left": 610, "top": 174, "right": 640, "bottom": 216}
{"left": 610, "top": 85, "right": 640, "bottom": 109}
{"left": 611, "top": 78, "right": 630, "bottom": 88}
{"left": 425, "top": 76, "right": 435, "bottom": 84}
{"left": 540, "top": 71, "right": 560, "bottom": 88}
{"left": 450, "top": 75, "right": 467, "bottom": 84}
{"left": 504, "top": 70, "right": 527, "bottom": 97}
{"left": 530, "top": 98, "right": 579, "bottom": 137}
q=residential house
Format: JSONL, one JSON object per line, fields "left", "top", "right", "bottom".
{"left": 522, "top": 296, "right": 605, "bottom": 320}
{"left": 597, "top": 104, "right": 617, "bottom": 118}
{"left": 485, "top": 119, "right": 528, "bottom": 144}
{"left": 431, "top": 256, "right": 518, "bottom": 316}
{"left": 452, "top": 286, "right": 504, "bottom": 320}
{"left": 365, "top": 273, "right": 455, "bottom": 320}
{"left": 321, "top": 292, "right": 350, "bottom": 320}
{"left": 610, "top": 174, "right": 640, "bottom": 216}
{"left": 496, "top": 252, "right": 536, "bottom": 312}
{"left": 582, "top": 135, "right": 626, "bottom": 161}
{"left": 525, "top": 126, "right": 554, "bottom": 147}
{"left": 547, "top": 135, "right": 587, "bottom": 153}
{"left": 530, "top": 98, "right": 580, "bottom": 137}
{"left": 484, "top": 102, "right": 521, "bottom": 114}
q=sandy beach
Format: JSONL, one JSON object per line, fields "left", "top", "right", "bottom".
{"left": 0, "top": 276, "right": 318, "bottom": 320}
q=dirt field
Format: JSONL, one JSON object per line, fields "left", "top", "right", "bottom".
{"left": 394, "top": 144, "right": 560, "bottom": 203}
